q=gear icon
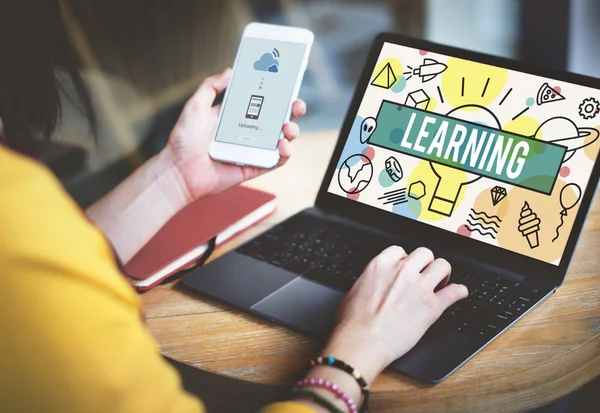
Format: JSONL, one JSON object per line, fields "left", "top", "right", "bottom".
{"left": 578, "top": 97, "right": 600, "bottom": 120}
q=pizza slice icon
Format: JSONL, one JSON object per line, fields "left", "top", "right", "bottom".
{"left": 537, "top": 82, "right": 565, "bottom": 106}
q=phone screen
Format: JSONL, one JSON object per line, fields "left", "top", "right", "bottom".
{"left": 215, "top": 38, "right": 307, "bottom": 150}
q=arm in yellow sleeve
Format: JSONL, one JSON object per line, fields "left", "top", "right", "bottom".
{"left": 0, "top": 148, "right": 202, "bottom": 413}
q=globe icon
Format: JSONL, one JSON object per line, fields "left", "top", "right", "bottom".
{"left": 338, "top": 154, "right": 374, "bottom": 194}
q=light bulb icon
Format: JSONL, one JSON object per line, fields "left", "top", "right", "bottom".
{"left": 428, "top": 164, "right": 481, "bottom": 216}
{"left": 426, "top": 105, "right": 501, "bottom": 217}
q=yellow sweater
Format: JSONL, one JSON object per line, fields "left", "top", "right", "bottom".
{"left": 0, "top": 146, "right": 313, "bottom": 413}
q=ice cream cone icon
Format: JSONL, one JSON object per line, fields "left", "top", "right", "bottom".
{"left": 518, "top": 201, "right": 541, "bottom": 249}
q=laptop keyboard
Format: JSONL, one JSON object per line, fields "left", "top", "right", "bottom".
{"left": 238, "top": 214, "right": 391, "bottom": 292}
{"left": 237, "top": 214, "right": 547, "bottom": 340}
{"left": 429, "top": 270, "right": 545, "bottom": 339}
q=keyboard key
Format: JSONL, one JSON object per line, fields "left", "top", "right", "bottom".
{"left": 515, "top": 303, "right": 528, "bottom": 313}
{"left": 304, "top": 267, "right": 332, "bottom": 285}
{"left": 495, "top": 313, "right": 511, "bottom": 325}
{"left": 477, "top": 323, "right": 500, "bottom": 338}
{"left": 268, "top": 258, "right": 284, "bottom": 267}
{"left": 284, "top": 258, "right": 315, "bottom": 274}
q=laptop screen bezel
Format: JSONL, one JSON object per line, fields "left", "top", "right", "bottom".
{"left": 315, "top": 33, "right": 600, "bottom": 286}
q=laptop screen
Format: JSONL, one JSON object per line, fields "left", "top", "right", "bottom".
{"left": 327, "top": 42, "right": 600, "bottom": 266}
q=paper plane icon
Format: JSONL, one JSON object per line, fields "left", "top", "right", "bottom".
{"left": 371, "top": 62, "right": 397, "bottom": 89}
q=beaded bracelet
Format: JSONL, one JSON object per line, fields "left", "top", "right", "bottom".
{"left": 310, "top": 356, "right": 370, "bottom": 410}
{"left": 295, "top": 377, "right": 358, "bottom": 413}
{"left": 292, "top": 387, "right": 345, "bottom": 413}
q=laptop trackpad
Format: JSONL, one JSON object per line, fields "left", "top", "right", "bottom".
{"left": 251, "top": 277, "right": 344, "bottom": 339}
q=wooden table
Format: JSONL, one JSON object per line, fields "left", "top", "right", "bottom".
{"left": 142, "top": 131, "right": 600, "bottom": 412}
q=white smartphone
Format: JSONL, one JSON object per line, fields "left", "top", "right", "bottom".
{"left": 209, "top": 23, "right": 314, "bottom": 169}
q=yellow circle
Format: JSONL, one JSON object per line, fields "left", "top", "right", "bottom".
{"left": 441, "top": 57, "right": 509, "bottom": 110}
{"left": 372, "top": 58, "right": 403, "bottom": 88}
{"left": 420, "top": 96, "right": 437, "bottom": 112}
{"left": 503, "top": 116, "right": 540, "bottom": 138}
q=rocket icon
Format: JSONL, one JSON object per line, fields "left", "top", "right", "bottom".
{"left": 404, "top": 58, "right": 448, "bottom": 83}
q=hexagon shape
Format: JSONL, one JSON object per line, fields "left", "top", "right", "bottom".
{"left": 408, "top": 180, "right": 426, "bottom": 200}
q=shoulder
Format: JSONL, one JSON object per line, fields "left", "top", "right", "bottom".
{"left": 0, "top": 144, "right": 77, "bottom": 222}
{"left": 0, "top": 146, "right": 204, "bottom": 413}
{"left": 0, "top": 145, "right": 137, "bottom": 305}
{"left": 0, "top": 144, "right": 58, "bottom": 194}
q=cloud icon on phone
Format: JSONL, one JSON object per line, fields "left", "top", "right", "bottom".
{"left": 254, "top": 53, "right": 279, "bottom": 72}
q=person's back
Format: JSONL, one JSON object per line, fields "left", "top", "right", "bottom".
{"left": 0, "top": 145, "right": 205, "bottom": 412}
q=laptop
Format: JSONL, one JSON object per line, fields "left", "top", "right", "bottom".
{"left": 182, "top": 33, "right": 600, "bottom": 383}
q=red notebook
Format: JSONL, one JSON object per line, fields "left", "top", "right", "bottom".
{"left": 125, "top": 185, "right": 276, "bottom": 291}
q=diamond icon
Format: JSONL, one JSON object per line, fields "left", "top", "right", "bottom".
{"left": 490, "top": 186, "right": 507, "bottom": 206}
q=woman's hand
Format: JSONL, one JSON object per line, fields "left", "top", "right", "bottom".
{"left": 294, "top": 246, "right": 468, "bottom": 413}
{"left": 86, "top": 70, "right": 304, "bottom": 263}
{"left": 164, "top": 68, "right": 307, "bottom": 202}
{"left": 321, "top": 246, "right": 468, "bottom": 384}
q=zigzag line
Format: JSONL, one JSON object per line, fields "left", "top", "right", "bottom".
{"left": 348, "top": 163, "right": 368, "bottom": 183}
{"left": 468, "top": 213, "right": 500, "bottom": 228}
{"left": 471, "top": 208, "right": 502, "bottom": 223}
{"left": 466, "top": 225, "right": 497, "bottom": 239}
{"left": 352, "top": 180, "right": 370, "bottom": 192}
{"left": 552, "top": 214, "right": 565, "bottom": 242}
{"left": 466, "top": 218, "right": 498, "bottom": 234}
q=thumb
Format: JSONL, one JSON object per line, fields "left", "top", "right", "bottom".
{"left": 192, "top": 68, "right": 232, "bottom": 110}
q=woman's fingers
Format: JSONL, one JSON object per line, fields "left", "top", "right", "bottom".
{"left": 352, "top": 245, "right": 406, "bottom": 291}
{"left": 436, "top": 283, "right": 469, "bottom": 311}
{"left": 192, "top": 68, "right": 232, "bottom": 111}
{"left": 421, "top": 258, "right": 452, "bottom": 291}
{"left": 277, "top": 138, "right": 293, "bottom": 161}
{"left": 366, "top": 245, "right": 407, "bottom": 277}
{"left": 379, "top": 245, "right": 407, "bottom": 259}
{"left": 291, "top": 99, "right": 307, "bottom": 120}
{"left": 403, "top": 247, "right": 435, "bottom": 273}
{"left": 274, "top": 122, "right": 300, "bottom": 168}
{"left": 282, "top": 121, "right": 300, "bottom": 142}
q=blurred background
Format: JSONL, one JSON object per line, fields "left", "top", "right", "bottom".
{"left": 52, "top": 0, "right": 599, "bottom": 209}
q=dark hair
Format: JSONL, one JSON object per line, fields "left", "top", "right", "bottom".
{"left": 0, "top": 1, "right": 96, "bottom": 153}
